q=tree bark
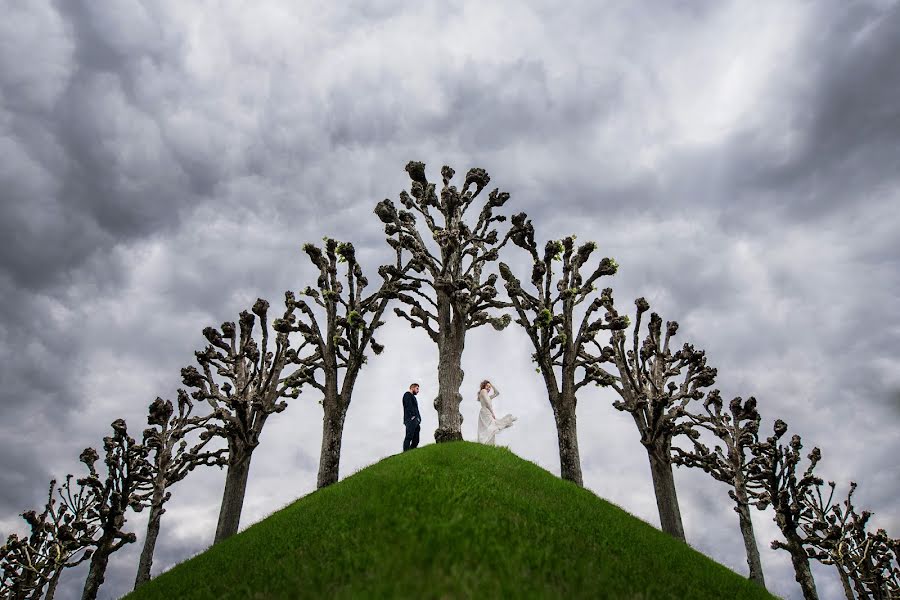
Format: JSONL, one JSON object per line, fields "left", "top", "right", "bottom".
{"left": 434, "top": 314, "right": 466, "bottom": 443}
{"left": 10, "top": 580, "right": 27, "bottom": 600}
{"left": 44, "top": 568, "right": 62, "bottom": 600}
{"left": 214, "top": 451, "right": 253, "bottom": 543}
{"left": 553, "top": 397, "right": 583, "bottom": 486}
{"left": 733, "top": 478, "right": 766, "bottom": 588}
{"left": 134, "top": 486, "right": 166, "bottom": 588}
{"left": 851, "top": 574, "right": 868, "bottom": 600}
{"left": 834, "top": 563, "right": 856, "bottom": 600}
{"left": 858, "top": 558, "right": 887, "bottom": 600}
{"left": 317, "top": 405, "right": 347, "bottom": 488}
{"left": 786, "top": 538, "right": 819, "bottom": 600}
{"left": 26, "top": 578, "right": 44, "bottom": 600}
{"left": 15, "top": 569, "right": 36, "bottom": 600}
{"left": 647, "top": 450, "right": 686, "bottom": 541}
{"left": 81, "top": 541, "right": 113, "bottom": 600}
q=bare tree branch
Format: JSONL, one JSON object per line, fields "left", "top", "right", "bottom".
{"left": 673, "top": 393, "right": 767, "bottom": 587}
{"left": 746, "top": 419, "right": 822, "bottom": 599}
{"left": 374, "top": 161, "right": 528, "bottom": 442}
{"left": 602, "top": 292, "right": 715, "bottom": 541}
{"left": 287, "top": 238, "right": 413, "bottom": 488}
{"left": 499, "top": 219, "right": 621, "bottom": 486}
{"left": 77, "top": 420, "right": 153, "bottom": 600}
{"left": 181, "top": 295, "right": 302, "bottom": 543}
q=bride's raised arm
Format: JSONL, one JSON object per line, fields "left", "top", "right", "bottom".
{"left": 490, "top": 382, "right": 500, "bottom": 399}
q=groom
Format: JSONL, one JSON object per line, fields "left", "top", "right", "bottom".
{"left": 402, "top": 383, "right": 421, "bottom": 452}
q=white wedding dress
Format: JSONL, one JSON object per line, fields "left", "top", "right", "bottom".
{"left": 477, "top": 385, "right": 516, "bottom": 445}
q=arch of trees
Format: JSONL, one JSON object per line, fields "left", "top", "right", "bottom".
{"left": 1, "top": 162, "right": 897, "bottom": 600}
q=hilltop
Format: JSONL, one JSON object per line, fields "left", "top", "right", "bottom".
{"left": 126, "top": 442, "right": 774, "bottom": 599}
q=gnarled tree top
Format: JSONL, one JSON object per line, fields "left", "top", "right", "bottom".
{"left": 374, "top": 161, "right": 528, "bottom": 338}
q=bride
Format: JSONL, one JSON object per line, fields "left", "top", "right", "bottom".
{"left": 477, "top": 380, "right": 516, "bottom": 445}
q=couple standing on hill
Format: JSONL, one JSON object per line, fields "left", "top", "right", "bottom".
{"left": 402, "top": 381, "right": 517, "bottom": 451}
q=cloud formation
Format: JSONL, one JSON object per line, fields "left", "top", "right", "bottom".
{"left": 1, "top": 1, "right": 898, "bottom": 598}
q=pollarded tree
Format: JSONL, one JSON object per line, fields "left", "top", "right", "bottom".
{"left": 802, "top": 481, "right": 900, "bottom": 599}
{"left": 0, "top": 483, "right": 61, "bottom": 600}
{"left": 601, "top": 293, "right": 717, "bottom": 541}
{"left": 286, "top": 238, "right": 410, "bottom": 488}
{"left": 0, "top": 541, "right": 18, "bottom": 598}
{"left": 133, "top": 392, "right": 227, "bottom": 588}
{"left": 42, "top": 475, "right": 99, "bottom": 600}
{"left": 181, "top": 296, "right": 303, "bottom": 543}
{"left": 0, "top": 538, "right": 26, "bottom": 600}
{"left": 0, "top": 498, "right": 51, "bottom": 600}
{"left": 801, "top": 481, "right": 866, "bottom": 599}
{"left": 883, "top": 536, "right": 900, "bottom": 598}
{"left": 850, "top": 519, "right": 900, "bottom": 599}
{"left": 882, "top": 536, "right": 900, "bottom": 598}
{"left": 79, "top": 419, "right": 153, "bottom": 600}
{"left": 374, "top": 161, "right": 527, "bottom": 442}
{"left": 0, "top": 477, "right": 98, "bottom": 600}
{"left": 745, "top": 419, "right": 822, "bottom": 600}
{"left": 864, "top": 531, "right": 900, "bottom": 599}
{"left": 672, "top": 392, "right": 767, "bottom": 587}
{"left": 498, "top": 224, "right": 622, "bottom": 486}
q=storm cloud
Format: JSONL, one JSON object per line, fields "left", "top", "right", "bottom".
{"left": 1, "top": 1, "right": 898, "bottom": 599}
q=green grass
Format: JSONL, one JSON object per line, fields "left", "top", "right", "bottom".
{"left": 127, "top": 442, "right": 775, "bottom": 600}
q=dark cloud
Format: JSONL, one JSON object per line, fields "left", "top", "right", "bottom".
{"left": 728, "top": 2, "right": 900, "bottom": 215}
{"left": 2, "top": 2, "right": 899, "bottom": 600}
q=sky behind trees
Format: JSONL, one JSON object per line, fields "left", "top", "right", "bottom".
{"left": 1, "top": 1, "right": 898, "bottom": 598}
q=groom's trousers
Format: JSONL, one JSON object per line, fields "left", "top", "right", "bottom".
{"left": 403, "top": 420, "right": 420, "bottom": 452}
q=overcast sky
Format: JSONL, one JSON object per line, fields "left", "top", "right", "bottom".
{"left": 2, "top": 1, "right": 899, "bottom": 599}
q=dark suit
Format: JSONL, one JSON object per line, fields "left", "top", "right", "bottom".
{"left": 402, "top": 391, "right": 421, "bottom": 452}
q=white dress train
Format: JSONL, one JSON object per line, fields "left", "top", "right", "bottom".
{"left": 477, "top": 385, "right": 516, "bottom": 445}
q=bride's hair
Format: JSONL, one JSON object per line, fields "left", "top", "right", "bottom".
{"left": 479, "top": 380, "right": 490, "bottom": 391}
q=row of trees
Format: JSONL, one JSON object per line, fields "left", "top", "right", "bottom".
{"left": 0, "top": 236, "right": 411, "bottom": 599}
{"left": 499, "top": 215, "right": 899, "bottom": 599}
{"left": 2, "top": 161, "right": 897, "bottom": 600}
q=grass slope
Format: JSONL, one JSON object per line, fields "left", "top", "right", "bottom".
{"left": 127, "top": 442, "right": 774, "bottom": 599}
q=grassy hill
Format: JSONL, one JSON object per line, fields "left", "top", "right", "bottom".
{"left": 126, "top": 442, "right": 775, "bottom": 599}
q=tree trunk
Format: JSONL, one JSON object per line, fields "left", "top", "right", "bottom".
{"left": 44, "top": 568, "right": 62, "bottom": 600}
{"left": 834, "top": 563, "right": 856, "bottom": 600}
{"left": 81, "top": 542, "right": 113, "bottom": 600}
{"left": 134, "top": 486, "right": 166, "bottom": 588}
{"left": 434, "top": 321, "right": 465, "bottom": 443}
{"left": 552, "top": 397, "right": 583, "bottom": 486}
{"left": 317, "top": 404, "right": 347, "bottom": 488}
{"left": 10, "top": 580, "right": 27, "bottom": 600}
{"left": 851, "top": 574, "right": 868, "bottom": 600}
{"left": 15, "top": 569, "right": 36, "bottom": 600}
{"left": 646, "top": 450, "right": 686, "bottom": 541}
{"left": 25, "top": 579, "right": 44, "bottom": 600}
{"left": 733, "top": 478, "right": 766, "bottom": 588}
{"left": 214, "top": 451, "right": 253, "bottom": 543}
{"left": 859, "top": 558, "right": 887, "bottom": 600}
{"left": 786, "top": 539, "right": 819, "bottom": 600}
